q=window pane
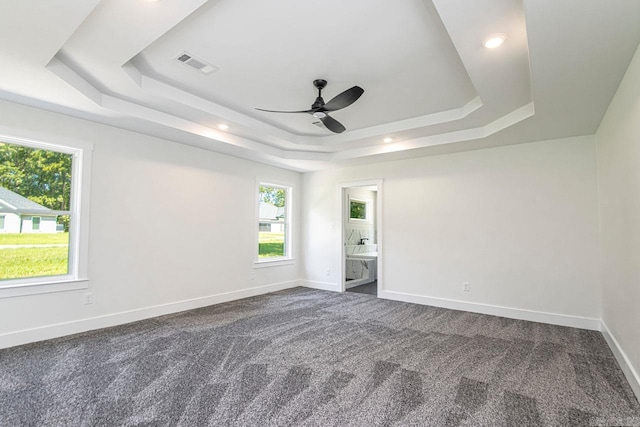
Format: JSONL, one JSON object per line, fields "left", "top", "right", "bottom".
{"left": 0, "top": 216, "right": 4, "bottom": 230}
{"left": 259, "top": 186, "right": 286, "bottom": 221}
{"left": 0, "top": 142, "right": 72, "bottom": 280}
{"left": 258, "top": 224, "right": 285, "bottom": 258}
{"left": 258, "top": 184, "right": 289, "bottom": 259}
{"left": 350, "top": 200, "right": 367, "bottom": 220}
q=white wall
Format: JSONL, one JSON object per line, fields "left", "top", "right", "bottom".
{"left": 302, "top": 136, "right": 601, "bottom": 324}
{"left": 0, "top": 100, "right": 301, "bottom": 343}
{"left": 0, "top": 213, "right": 21, "bottom": 233}
{"left": 596, "top": 42, "right": 640, "bottom": 392}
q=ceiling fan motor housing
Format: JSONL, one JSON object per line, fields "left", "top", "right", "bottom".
{"left": 312, "top": 97, "right": 325, "bottom": 110}
{"left": 312, "top": 79, "right": 327, "bottom": 109}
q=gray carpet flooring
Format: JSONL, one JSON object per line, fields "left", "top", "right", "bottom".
{"left": 1, "top": 287, "right": 639, "bottom": 426}
{"left": 347, "top": 280, "right": 378, "bottom": 296}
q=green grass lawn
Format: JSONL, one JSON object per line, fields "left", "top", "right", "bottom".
{"left": 0, "top": 246, "right": 68, "bottom": 280}
{"left": 258, "top": 231, "right": 285, "bottom": 258}
{"left": 0, "top": 233, "right": 69, "bottom": 280}
{"left": 0, "top": 232, "right": 69, "bottom": 245}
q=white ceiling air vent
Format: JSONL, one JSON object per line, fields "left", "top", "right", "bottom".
{"left": 174, "top": 52, "right": 218, "bottom": 75}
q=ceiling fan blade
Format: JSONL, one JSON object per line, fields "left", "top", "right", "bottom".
{"left": 321, "top": 115, "right": 346, "bottom": 134}
{"left": 255, "top": 108, "right": 315, "bottom": 114}
{"left": 322, "top": 86, "right": 364, "bottom": 112}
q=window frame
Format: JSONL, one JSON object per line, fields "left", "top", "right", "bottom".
{"left": 31, "top": 216, "right": 41, "bottom": 231}
{"left": 0, "top": 134, "right": 92, "bottom": 298}
{"left": 254, "top": 181, "right": 294, "bottom": 267}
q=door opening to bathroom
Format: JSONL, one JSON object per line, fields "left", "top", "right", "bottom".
{"left": 340, "top": 180, "right": 382, "bottom": 297}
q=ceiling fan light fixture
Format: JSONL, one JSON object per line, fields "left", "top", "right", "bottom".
{"left": 313, "top": 111, "right": 327, "bottom": 119}
{"left": 484, "top": 34, "right": 506, "bottom": 49}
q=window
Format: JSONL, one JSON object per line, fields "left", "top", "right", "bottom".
{"left": 349, "top": 197, "right": 373, "bottom": 223}
{"left": 0, "top": 135, "right": 89, "bottom": 292}
{"left": 350, "top": 199, "right": 367, "bottom": 220}
{"left": 257, "top": 183, "right": 291, "bottom": 261}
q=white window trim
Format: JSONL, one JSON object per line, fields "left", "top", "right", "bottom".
{"left": 254, "top": 180, "right": 295, "bottom": 267}
{"left": 0, "top": 133, "right": 92, "bottom": 298}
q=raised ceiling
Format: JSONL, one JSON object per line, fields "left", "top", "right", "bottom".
{"left": 132, "top": 0, "right": 477, "bottom": 136}
{"left": 0, "top": 0, "right": 639, "bottom": 171}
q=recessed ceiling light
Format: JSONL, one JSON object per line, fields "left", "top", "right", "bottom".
{"left": 483, "top": 34, "right": 506, "bottom": 49}
{"left": 217, "top": 124, "right": 229, "bottom": 130}
{"left": 383, "top": 137, "right": 393, "bottom": 143}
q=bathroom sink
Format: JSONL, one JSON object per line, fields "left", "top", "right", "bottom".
{"left": 347, "top": 252, "right": 377, "bottom": 259}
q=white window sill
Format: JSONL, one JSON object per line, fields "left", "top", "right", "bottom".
{"left": 0, "top": 278, "right": 89, "bottom": 299}
{"left": 253, "top": 258, "right": 296, "bottom": 269}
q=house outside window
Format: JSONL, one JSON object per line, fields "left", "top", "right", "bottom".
{"left": 257, "top": 183, "right": 292, "bottom": 261}
{"left": 258, "top": 223, "right": 271, "bottom": 232}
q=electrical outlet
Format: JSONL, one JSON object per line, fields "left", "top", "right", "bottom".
{"left": 463, "top": 282, "right": 470, "bottom": 292}
{"left": 329, "top": 222, "right": 335, "bottom": 229}
{"left": 325, "top": 268, "right": 331, "bottom": 276}
{"left": 84, "top": 293, "right": 93, "bottom": 305}
{"left": 250, "top": 272, "right": 255, "bottom": 281}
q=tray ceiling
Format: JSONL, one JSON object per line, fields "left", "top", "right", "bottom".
{"left": 0, "top": 0, "right": 639, "bottom": 171}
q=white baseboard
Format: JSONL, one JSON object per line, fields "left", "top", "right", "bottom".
{"left": 300, "top": 280, "right": 341, "bottom": 292}
{"left": 378, "top": 290, "right": 601, "bottom": 331}
{"left": 0, "top": 280, "right": 300, "bottom": 350}
{"left": 600, "top": 321, "right": 640, "bottom": 401}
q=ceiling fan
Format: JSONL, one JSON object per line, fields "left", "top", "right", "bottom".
{"left": 256, "top": 79, "right": 364, "bottom": 134}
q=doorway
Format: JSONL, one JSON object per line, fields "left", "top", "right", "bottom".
{"left": 340, "top": 180, "right": 382, "bottom": 297}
